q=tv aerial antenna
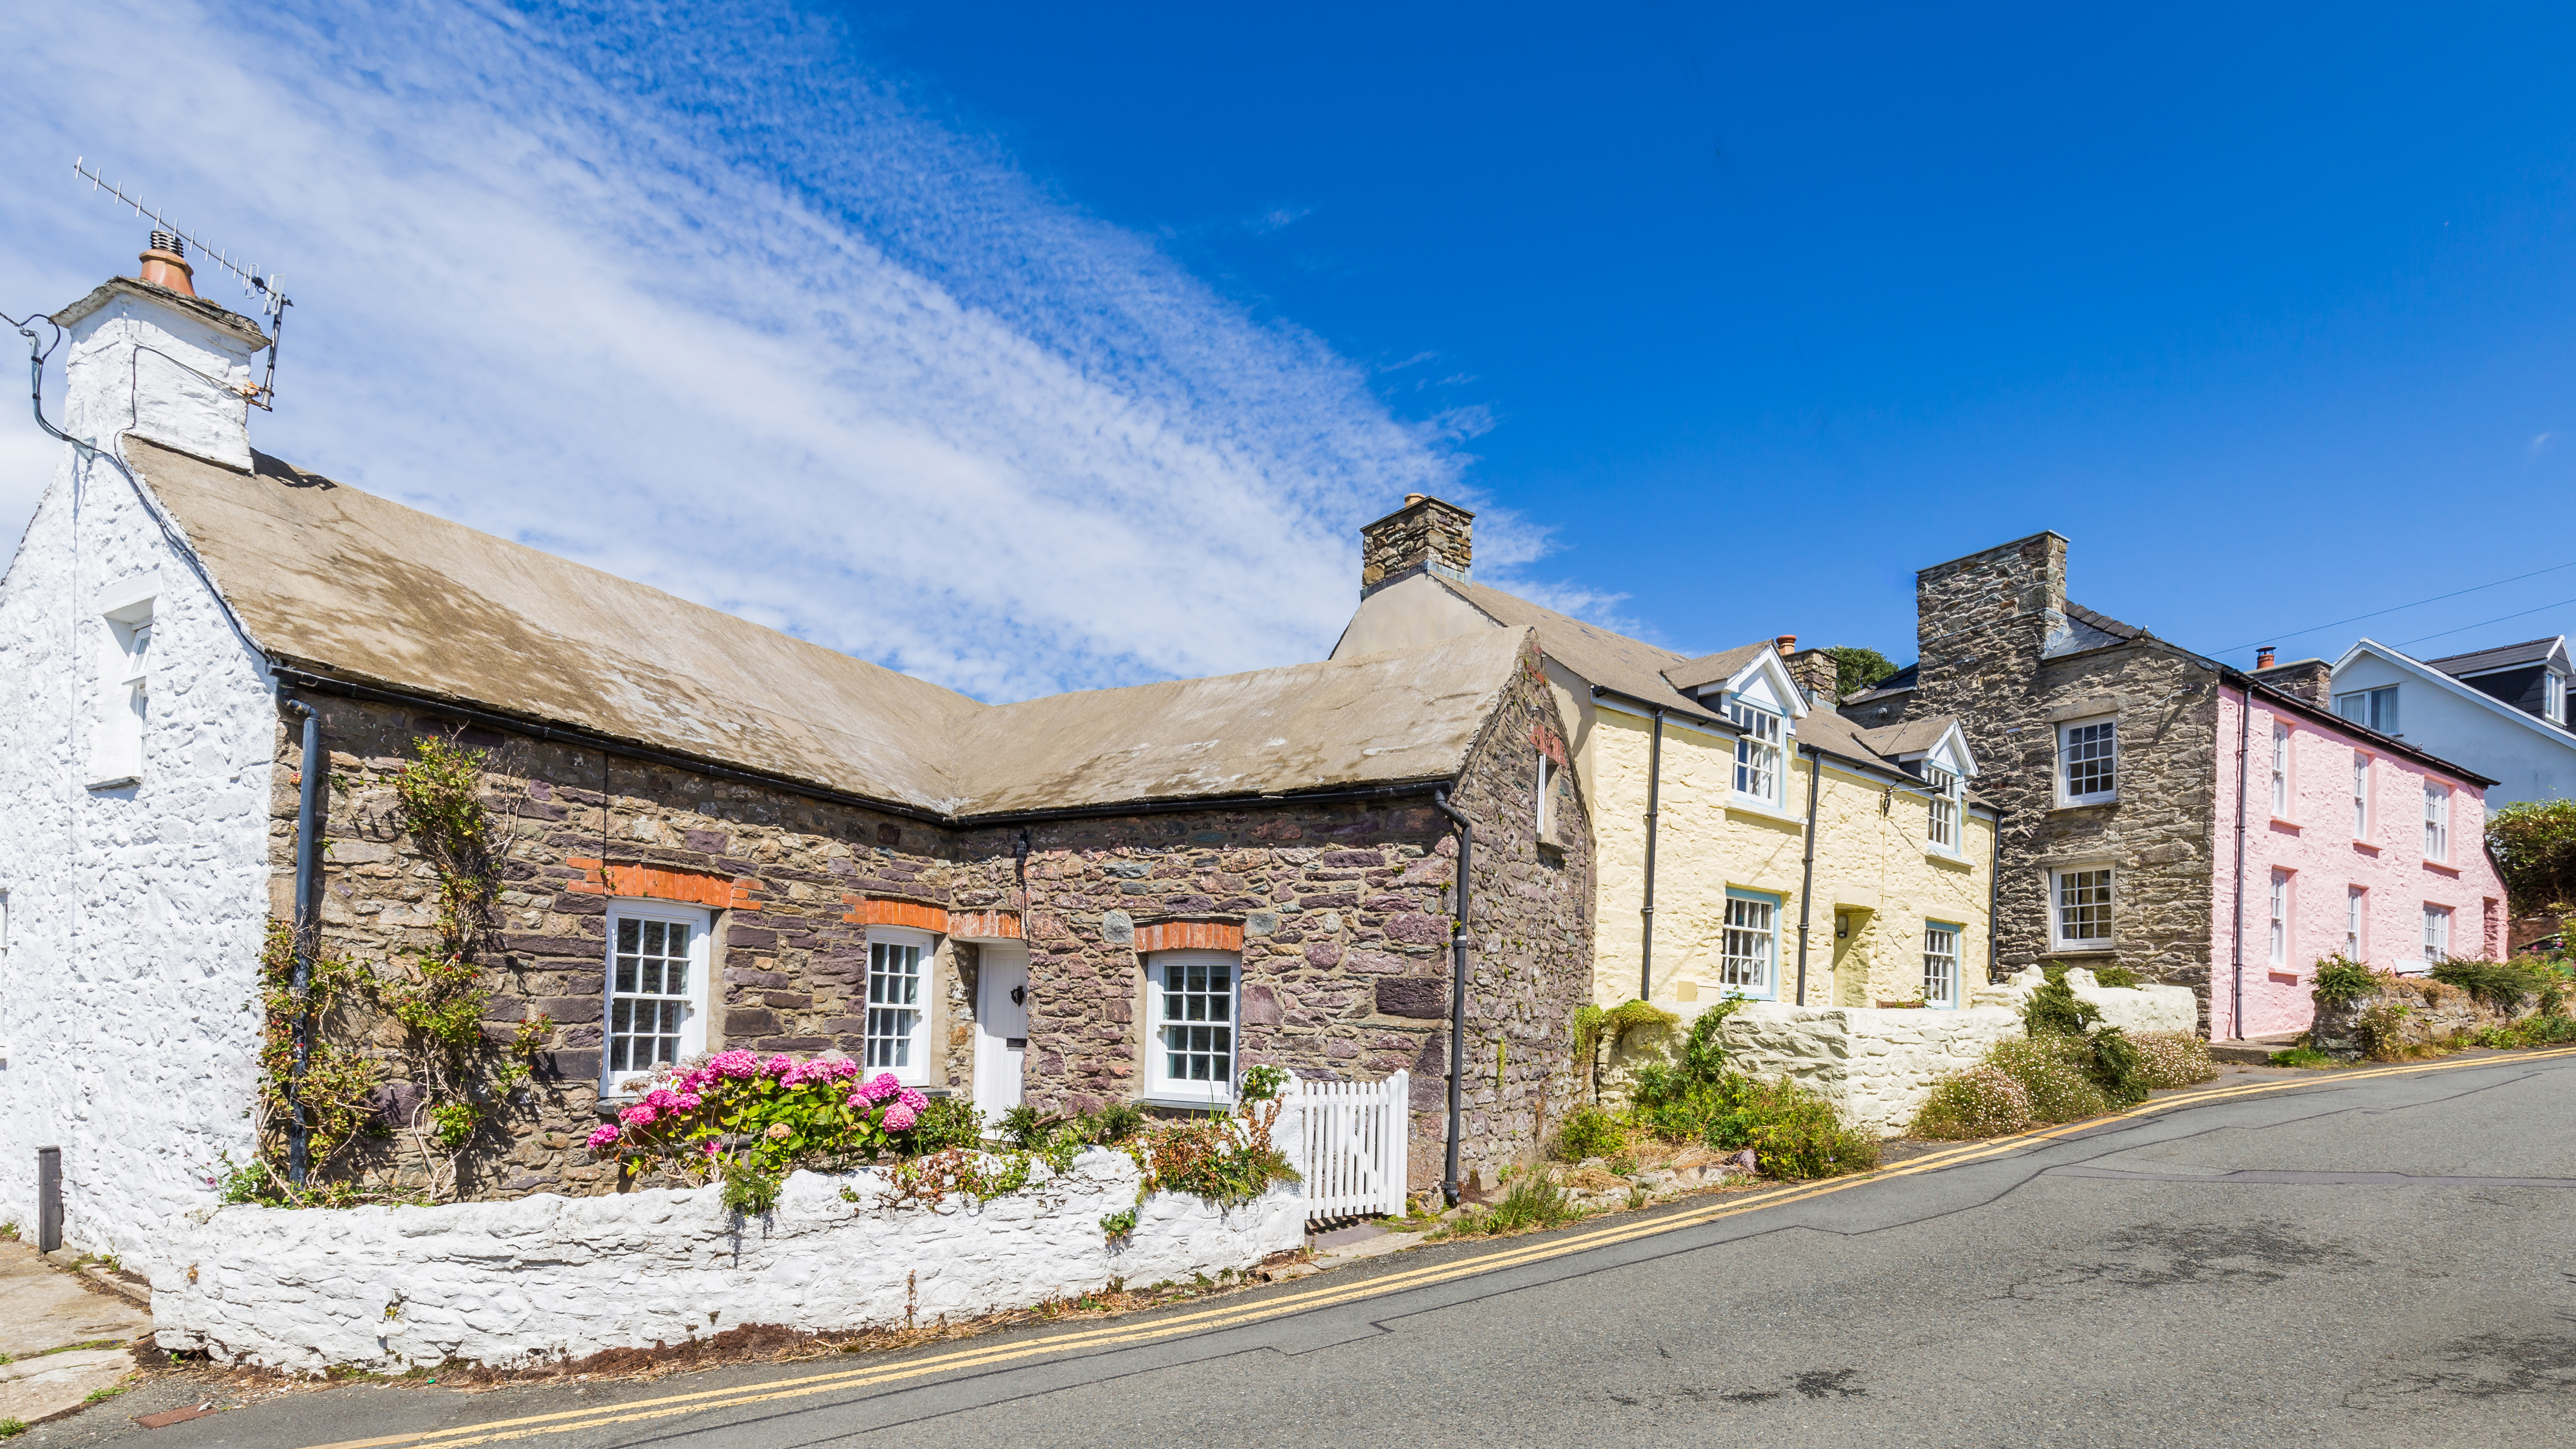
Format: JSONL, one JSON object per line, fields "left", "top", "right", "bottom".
{"left": 72, "top": 158, "right": 294, "bottom": 410}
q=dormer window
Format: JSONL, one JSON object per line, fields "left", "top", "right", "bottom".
{"left": 1729, "top": 696, "right": 1784, "bottom": 807}
{"left": 1924, "top": 762, "right": 1961, "bottom": 851}
{"left": 2549, "top": 670, "right": 2568, "bottom": 727}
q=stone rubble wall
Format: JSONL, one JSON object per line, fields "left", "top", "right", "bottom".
{"left": 149, "top": 1149, "right": 1302, "bottom": 1373}
{"left": 1972, "top": 966, "right": 2199, "bottom": 1036}
{"left": 1605, "top": 1002, "right": 2023, "bottom": 1138}
{"left": 2309, "top": 975, "right": 2546, "bottom": 1060}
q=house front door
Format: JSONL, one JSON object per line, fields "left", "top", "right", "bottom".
{"left": 974, "top": 945, "right": 1029, "bottom": 1112}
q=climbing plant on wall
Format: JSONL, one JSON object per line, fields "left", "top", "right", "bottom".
{"left": 229, "top": 733, "right": 551, "bottom": 1207}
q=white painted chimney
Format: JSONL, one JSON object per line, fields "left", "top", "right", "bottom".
{"left": 51, "top": 236, "right": 272, "bottom": 472}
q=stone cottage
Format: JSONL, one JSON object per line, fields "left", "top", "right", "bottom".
{"left": 1846, "top": 531, "right": 2506, "bottom": 1038}
{"left": 0, "top": 254, "right": 1593, "bottom": 1269}
{"left": 1333, "top": 496, "right": 1998, "bottom": 1015}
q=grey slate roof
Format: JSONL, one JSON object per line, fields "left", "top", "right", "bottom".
{"left": 2045, "top": 602, "right": 2142, "bottom": 658}
{"left": 1433, "top": 577, "right": 1726, "bottom": 724}
{"left": 129, "top": 440, "right": 1531, "bottom": 818}
{"left": 2425, "top": 636, "right": 2570, "bottom": 678}
{"left": 1663, "top": 641, "right": 1777, "bottom": 695}
{"left": 1855, "top": 718, "right": 1957, "bottom": 759}
{"left": 1841, "top": 661, "right": 1916, "bottom": 706}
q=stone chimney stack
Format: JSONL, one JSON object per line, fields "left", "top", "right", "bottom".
{"left": 1359, "top": 494, "right": 1474, "bottom": 596}
{"left": 2253, "top": 658, "right": 2333, "bottom": 709}
{"left": 51, "top": 236, "right": 272, "bottom": 472}
{"left": 1782, "top": 645, "right": 1841, "bottom": 705}
{"left": 1911, "top": 532, "right": 2070, "bottom": 718}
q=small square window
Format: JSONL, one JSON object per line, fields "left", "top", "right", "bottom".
{"left": 2335, "top": 685, "right": 2398, "bottom": 736}
{"left": 2058, "top": 721, "right": 2117, "bottom": 805}
{"left": 2052, "top": 866, "right": 2114, "bottom": 949}
{"left": 1719, "top": 890, "right": 1780, "bottom": 999}
{"left": 1148, "top": 951, "right": 1239, "bottom": 1102}
{"left": 1922, "top": 922, "right": 1961, "bottom": 1008}
{"left": 864, "top": 929, "right": 934, "bottom": 1083}
{"left": 604, "top": 902, "right": 712, "bottom": 1091}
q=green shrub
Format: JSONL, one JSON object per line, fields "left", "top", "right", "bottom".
{"left": 2023, "top": 978, "right": 2103, "bottom": 1038}
{"left": 2084, "top": 1026, "right": 2148, "bottom": 1105}
{"left": 2487, "top": 797, "right": 2576, "bottom": 914}
{"left": 1984, "top": 1036, "right": 2111, "bottom": 1123}
{"left": 998, "top": 1104, "right": 1049, "bottom": 1150}
{"left": 1700, "top": 1075, "right": 1879, "bottom": 1178}
{"left": 1089, "top": 1102, "right": 1148, "bottom": 1145}
{"left": 2428, "top": 959, "right": 2552, "bottom": 1013}
{"left": 1554, "top": 1104, "right": 1625, "bottom": 1161}
{"left": 2130, "top": 1031, "right": 2219, "bottom": 1088}
{"left": 2355, "top": 999, "right": 2419, "bottom": 1061}
{"left": 1575, "top": 999, "right": 1682, "bottom": 1062}
{"left": 907, "top": 1097, "right": 987, "bottom": 1154}
{"left": 1476, "top": 1176, "right": 1584, "bottom": 1233}
{"left": 2269, "top": 1046, "right": 2337, "bottom": 1069}
{"left": 1910, "top": 1066, "right": 2033, "bottom": 1139}
{"left": 720, "top": 1159, "right": 783, "bottom": 1216}
{"left": 2310, "top": 957, "right": 2379, "bottom": 1008}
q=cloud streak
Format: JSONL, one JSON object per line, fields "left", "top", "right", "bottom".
{"left": 0, "top": 0, "right": 1497, "bottom": 700}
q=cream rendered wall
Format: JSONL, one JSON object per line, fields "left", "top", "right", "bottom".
{"left": 1586, "top": 711, "right": 1993, "bottom": 1010}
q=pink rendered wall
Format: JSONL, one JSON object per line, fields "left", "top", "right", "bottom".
{"left": 2209, "top": 687, "right": 2507, "bottom": 1039}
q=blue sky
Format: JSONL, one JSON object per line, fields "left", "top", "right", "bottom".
{"left": 6, "top": 1, "right": 2576, "bottom": 699}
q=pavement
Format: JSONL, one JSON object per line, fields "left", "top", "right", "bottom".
{"left": 16, "top": 1046, "right": 2576, "bottom": 1448}
{"left": 0, "top": 1241, "right": 153, "bottom": 1426}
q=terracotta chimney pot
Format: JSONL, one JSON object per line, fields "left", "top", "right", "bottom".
{"left": 1775, "top": 634, "right": 1798, "bottom": 655}
{"left": 2256, "top": 646, "right": 2277, "bottom": 669}
{"left": 136, "top": 230, "right": 196, "bottom": 297}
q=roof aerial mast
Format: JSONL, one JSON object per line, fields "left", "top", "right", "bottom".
{"left": 72, "top": 157, "right": 294, "bottom": 409}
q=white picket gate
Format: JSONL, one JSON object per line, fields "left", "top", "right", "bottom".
{"left": 1275, "top": 1071, "right": 1409, "bottom": 1220}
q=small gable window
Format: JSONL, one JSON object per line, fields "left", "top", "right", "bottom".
{"left": 1924, "top": 762, "right": 1961, "bottom": 852}
{"left": 1729, "top": 695, "right": 1786, "bottom": 807}
{"left": 2335, "top": 685, "right": 2398, "bottom": 736}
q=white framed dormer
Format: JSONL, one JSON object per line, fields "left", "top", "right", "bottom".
{"left": 1145, "top": 948, "right": 1240, "bottom": 1106}
{"left": 865, "top": 925, "right": 938, "bottom": 1086}
{"left": 1709, "top": 648, "right": 1809, "bottom": 814}
{"left": 87, "top": 572, "right": 159, "bottom": 790}
{"left": 2056, "top": 717, "right": 2118, "bottom": 807}
{"left": 1896, "top": 722, "right": 1980, "bottom": 857}
{"left": 604, "top": 900, "right": 714, "bottom": 1093}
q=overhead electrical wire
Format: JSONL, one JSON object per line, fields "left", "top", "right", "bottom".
{"left": 2398, "top": 594, "right": 2576, "bottom": 650}
{"left": 2217, "top": 558, "right": 2576, "bottom": 654}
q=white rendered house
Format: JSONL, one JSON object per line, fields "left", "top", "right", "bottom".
{"left": 2329, "top": 638, "right": 2576, "bottom": 809}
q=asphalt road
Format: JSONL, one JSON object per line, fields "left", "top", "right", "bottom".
{"left": 59, "top": 1049, "right": 2576, "bottom": 1449}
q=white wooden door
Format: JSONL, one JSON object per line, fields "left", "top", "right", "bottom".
{"left": 974, "top": 946, "right": 1029, "bottom": 1111}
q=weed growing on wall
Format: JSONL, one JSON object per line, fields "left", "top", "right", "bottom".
{"left": 233, "top": 734, "right": 551, "bottom": 1206}
{"left": 1552, "top": 1105, "right": 1626, "bottom": 1161}
{"left": 2426, "top": 959, "right": 2554, "bottom": 1014}
{"left": 1622, "top": 1005, "right": 1878, "bottom": 1178}
{"left": 2309, "top": 957, "right": 2378, "bottom": 1008}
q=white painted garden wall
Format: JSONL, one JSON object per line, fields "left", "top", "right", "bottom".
{"left": 1713, "top": 1003, "right": 2025, "bottom": 1137}
{"left": 151, "top": 1150, "right": 1304, "bottom": 1372}
{"left": 1971, "top": 966, "right": 2198, "bottom": 1036}
{"left": 0, "top": 285, "right": 280, "bottom": 1269}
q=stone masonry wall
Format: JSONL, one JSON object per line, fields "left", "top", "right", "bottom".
{"left": 1359, "top": 496, "right": 1475, "bottom": 594}
{"left": 276, "top": 640, "right": 1593, "bottom": 1205}
{"left": 1909, "top": 535, "right": 2224, "bottom": 1030}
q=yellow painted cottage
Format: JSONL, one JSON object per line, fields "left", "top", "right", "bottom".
{"left": 1335, "top": 496, "right": 1996, "bottom": 1013}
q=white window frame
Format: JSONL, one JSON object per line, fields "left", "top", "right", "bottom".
{"left": 2334, "top": 685, "right": 2398, "bottom": 736}
{"left": 2056, "top": 719, "right": 2118, "bottom": 806}
{"left": 1146, "top": 949, "right": 1240, "bottom": 1104}
{"left": 1728, "top": 697, "right": 1786, "bottom": 808}
{"left": 88, "top": 596, "right": 155, "bottom": 789}
{"left": 2270, "top": 723, "right": 2291, "bottom": 819}
{"left": 603, "top": 900, "right": 713, "bottom": 1093}
{"left": 865, "top": 925, "right": 937, "bottom": 1085}
{"left": 1922, "top": 921, "right": 1962, "bottom": 1008}
{"left": 2422, "top": 904, "right": 2451, "bottom": 964}
{"left": 2268, "top": 870, "right": 2290, "bottom": 969}
{"left": 2351, "top": 752, "right": 2371, "bottom": 840}
{"left": 2547, "top": 670, "right": 2568, "bottom": 726}
{"left": 2050, "top": 864, "right": 2115, "bottom": 951}
{"left": 2345, "top": 885, "right": 2365, "bottom": 960}
{"left": 1924, "top": 763, "right": 1961, "bottom": 853}
{"left": 2422, "top": 781, "right": 2450, "bottom": 863}
{"left": 1719, "top": 890, "right": 1780, "bottom": 1000}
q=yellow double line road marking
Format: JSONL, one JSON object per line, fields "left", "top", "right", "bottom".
{"left": 306, "top": 1044, "right": 2576, "bottom": 1449}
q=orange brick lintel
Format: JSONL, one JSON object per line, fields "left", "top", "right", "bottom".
{"left": 1132, "top": 920, "right": 1246, "bottom": 954}
{"left": 946, "top": 910, "right": 1022, "bottom": 940}
{"left": 568, "top": 857, "right": 763, "bottom": 911}
{"left": 840, "top": 896, "right": 952, "bottom": 933}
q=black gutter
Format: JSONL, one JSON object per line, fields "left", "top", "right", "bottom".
{"left": 1640, "top": 707, "right": 1665, "bottom": 1003}
{"left": 273, "top": 664, "right": 1443, "bottom": 829}
{"left": 1588, "top": 682, "right": 1731, "bottom": 733}
{"left": 1794, "top": 742, "right": 1820, "bottom": 1006}
{"left": 1431, "top": 788, "right": 1473, "bottom": 1208}
{"left": 283, "top": 698, "right": 323, "bottom": 1186}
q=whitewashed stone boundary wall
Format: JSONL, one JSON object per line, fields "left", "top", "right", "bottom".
{"left": 1972, "top": 966, "right": 2199, "bottom": 1036}
{"left": 1603, "top": 1003, "right": 2022, "bottom": 1138}
{"left": 151, "top": 1151, "right": 1302, "bottom": 1373}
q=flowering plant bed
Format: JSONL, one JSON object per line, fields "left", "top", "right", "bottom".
{"left": 589, "top": 1051, "right": 943, "bottom": 1210}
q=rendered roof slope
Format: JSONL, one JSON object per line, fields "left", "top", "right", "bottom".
{"left": 949, "top": 629, "right": 1534, "bottom": 816}
{"left": 133, "top": 439, "right": 987, "bottom": 812}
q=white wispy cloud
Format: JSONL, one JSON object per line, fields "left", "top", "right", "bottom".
{"left": 0, "top": 0, "right": 1500, "bottom": 701}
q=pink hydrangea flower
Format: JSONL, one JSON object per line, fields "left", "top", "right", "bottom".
{"left": 830, "top": 1058, "right": 860, "bottom": 1078}
{"left": 883, "top": 1102, "right": 917, "bottom": 1133}
{"left": 619, "top": 1103, "right": 658, "bottom": 1127}
{"left": 585, "top": 1124, "right": 622, "bottom": 1151}
{"left": 762, "top": 1054, "right": 794, "bottom": 1078}
{"left": 764, "top": 1122, "right": 793, "bottom": 1141}
{"left": 708, "top": 1050, "right": 760, "bottom": 1079}
{"left": 897, "top": 1088, "right": 929, "bottom": 1114}
{"left": 674, "top": 1092, "right": 703, "bottom": 1112}
{"left": 642, "top": 1088, "right": 678, "bottom": 1113}
{"left": 857, "top": 1073, "right": 901, "bottom": 1104}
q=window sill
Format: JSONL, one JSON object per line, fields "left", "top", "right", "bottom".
{"left": 2268, "top": 817, "right": 2300, "bottom": 832}
{"left": 1726, "top": 799, "right": 1804, "bottom": 827}
{"left": 2048, "top": 945, "right": 2117, "bottom": 957}
{"left": 1136, "top": 1093, "right": 1237, "bottom": 1112}
{"left": 2051, "top": 798, "right": 2117, "bottom": 814}
{"left": 2351, "top": 840, "right": 2379, "bottom": 854}
{"left": 1924, "top": 848, "right": 1973, "bottom": 869}
{"left": 2423, "top": 860, "right": 2459, "bottom": 877}
{"left": 84, "top": 774, "right": 139, "bottom": 791}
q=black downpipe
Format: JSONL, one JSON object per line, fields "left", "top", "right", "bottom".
{"left": 1640, "top": 709, "right": 1666, "bottom": 1003}
{"left": 1794, "top": 743, "right": 1821, "bottom": 1006}
{"left": 1432, "top": 788, "right": 1472, "bottom": 1207}
{"left": 284, "top": 699, "right": 324, "bottom": 1186}
{"left": 2230, "top": 682, "right": 2251, "bottom": 1040}
{"left": 1986, "top": 805, "right": 2004, "bottom": 984}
